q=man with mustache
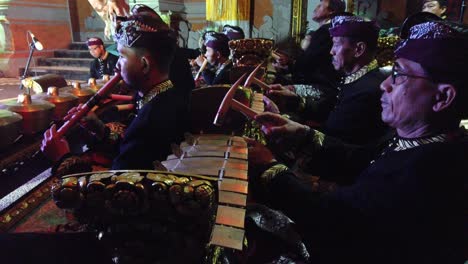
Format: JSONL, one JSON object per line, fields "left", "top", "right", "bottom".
{"left": 247, "top": 18, "right": 467, "bottom": 263}
{"left": 269, "top": 15, "right": 388, "bottom": 146}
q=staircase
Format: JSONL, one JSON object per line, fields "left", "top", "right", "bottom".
{"left": 21, "top": 42, "right": 113, "bottom": 82}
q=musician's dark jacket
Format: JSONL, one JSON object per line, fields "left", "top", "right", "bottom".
{"left": 111, "top": 85, "right": 187, "bottom": 170}
{"left": 321, "top": 68, "right": 388, "bottom": 145}
{"left": 202, "top": 60, "right": 233, "bottom": 85}
{"left": 262, "top": 132, "right": 467, "bottom": 264}
{"left": 170, "top": 47, "right": 195, "bottom": 133}
{"left": 89, "top": 52, "right": 119, "bottom": 79}
{"left": 51, "top": 81, "right": 188, "bottom": 174}
{"left": 292, "top": 23, "right": 340, "bottom": 87}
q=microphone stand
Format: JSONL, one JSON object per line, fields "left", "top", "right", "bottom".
{"left": 18, "top": 41, "right": 38, "bottom": 91}
{"left": 460, "top": 0, "right": 467, "bottom": 23}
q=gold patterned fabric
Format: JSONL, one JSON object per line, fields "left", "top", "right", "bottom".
{"left": 260, "top": 163, "right": 290, "bottom": 185}
{"left": 206, "top": 0, "right": 250, "bottom": 21}
{"left": 389, "top": 134, "right": 449, "bottom": 152}
{"left": 342, "top": 59, "right": 379, "bottom": 85}
{"left": 136, "top": 79, "right": 174, "bottom": 110}
{"left": 310, "top": 129, "right": 326, "bottom": 148}
{"left": 53, "top": 155, "right": 93, "bottom": 178}
{"left": 105, "top": 122, "right": 127, "bottom": 143}
{"left": 371, "top": 132, "right": 459, "bottom": 164}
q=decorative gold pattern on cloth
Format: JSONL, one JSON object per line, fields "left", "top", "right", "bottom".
{"left": 343, "top": 59, "right": 379, "bottom": 85}
{"left": 55, "top": 156, "right": 92, "bottom": 178}
{"left": 293, "top": 84, "right": 323, "bottom": 99}
{"left": 391, "top": 134, "right": 448, "bottom": 152}
{"left": 137, "top": 80, "right": 173, "bottom": 110}
{"left": 311, "top": 129, "right": 326, "bottom": 148}
{"left": 260, "top": 163, "right": 289, "bottom": 184}
{"left": 114, "top": 19, "right": 160, "bottom": 48}
{"left": 215, "top": 59, "right": 232, "bottom": 76}
{"left": 105, "top": 122, "right": 126, "bottom": 142}
{"left": 371, "top": 133, "right": 451, "bottom": 164}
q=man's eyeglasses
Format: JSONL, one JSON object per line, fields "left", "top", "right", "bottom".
{"left": 391, "top": 65, "right": 433, "bottom": 85}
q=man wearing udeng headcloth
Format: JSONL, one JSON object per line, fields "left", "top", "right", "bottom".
{"left": 248, "top": 19, "right": 468, "bottom": 264}
{"left": 42, "top": 13, "right": 189, "bottom": 171}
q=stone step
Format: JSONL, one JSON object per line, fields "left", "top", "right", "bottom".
{"left": 69, "top": 42, "right": 115, "bottom": 50}
{"left": 20, "top": 66, "right": 89, "bottom": 81}
{"left": 38, "top": 57, "right": 93, "bottom": 67}
{"left": 54, "top": 49, "right": 93, "bottom": 59}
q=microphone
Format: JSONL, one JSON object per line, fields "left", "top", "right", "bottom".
{"left": 28, "top": 31, "right": 43, "bottom": 51}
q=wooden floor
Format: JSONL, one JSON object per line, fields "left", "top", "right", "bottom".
{"left": 0, "top": 78, "right": 21, "bottom": 101}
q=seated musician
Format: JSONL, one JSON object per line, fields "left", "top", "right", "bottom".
{"left": 273, "top": 0, "right": 344, "bottom": 87}
{"left": 268, "top": 15, "right": 389, "bottom": 146}
{"left": 41, "top": 12, "right": 189, "bottom": 173}
{"left": 267, "top": 0, "right": 346, "bottom": 127}
{"left": 222, "top": 24, "right": 245, "bottom": 40}
{"left": 128, "top": 4, "right": 195, "bottom": 121}
{"left": 300, "top": 30, "right": 314, "bottom": 51}
{"left": 248, "top": 19, "right": 467, "bottom": 264}
{"left": 422, "top": 0, "right": 448, "bottom": 19}
{"left": 87, "top": 37, "right": 119, "bottom": 79}
{"left": 191, "top": 31, "right": 216, "bottom": 83}
{"left": 200, "top": 32, "right": 233, "bottom": 85}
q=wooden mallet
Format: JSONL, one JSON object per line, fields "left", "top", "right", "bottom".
{"left": 213, "top": 73, "right": 260, "bottom": 126}
{"left": 243, "top": 63, "right": 270, "bottom": 91}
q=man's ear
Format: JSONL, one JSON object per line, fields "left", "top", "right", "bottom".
{"left": 433, "top": 83, "right": 457, "bottom": 112}
{"left": 141, "top": 56, "right": 151, "bottom": 74}
{"left": 354, "top": 41, "right": 367, "bottom": 58}
{"left": 215, "top": 50, "right": 222, "bottom": 59}
{"left": 441, "top": 6, "right": 447, "bottom": 15}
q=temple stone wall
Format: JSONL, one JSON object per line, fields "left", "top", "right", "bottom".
{"left": 0, "top": 0, "right": 72, "bottom": 77}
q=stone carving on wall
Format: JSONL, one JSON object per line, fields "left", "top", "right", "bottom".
{"left": 272, "top": 0, "right": 292, "bottom": 42}
{"left": 0, "top": 19, "right": 12, "bottom": 53}
{"left": 253, "top": 16, "right": 277, "bottom": 40}
{"left": 188, "top": 31, "right": 201, "bottom": 50}
{"left": 355, "top": 0, "right": 378, "bottom": 20}
{"left": 85, "top": 11, "right": 106, "bottom": 31}
{"left": 177, "top": 20, "right": 190, "bottom": 47}
{"left": 252, "top": 0, "right": 291, "bottom": 45}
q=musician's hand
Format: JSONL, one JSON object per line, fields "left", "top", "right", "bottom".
{"left": 254, "top": 112, "right": 308, "bottom": 138}
{"left": 266, "top": 84, "right": 298, "bottom": 112}
{"left": 244, "top": 137, "right": 276, "bottom": 167}
{"left": 63, "top": 104, "right": 106, "bottom": 138}
{"left": 41, "top": 124, "right": 70, "bottom": 162}
{"left": 107, "top": 0, "right": 129, "bottom": 16}
{"left": 272, "top": 61, "right": 289, "bottom": 72}
{"left": 263, "top": 96, "right": 280, "bottom": 114}
{"left": 62, "top": 103, "right": 82, "bottom": 122}
{"left": 81, "top": 112, "right": 107, "bottom": 139}
{"left": 268, "top": 84, "right": 296, "bottom": 96}
{"left": 195, "top": 55, "right": 205, "bottom": 67}
{"left": 274, "top": 53, "right": 289, "bottom": 65}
